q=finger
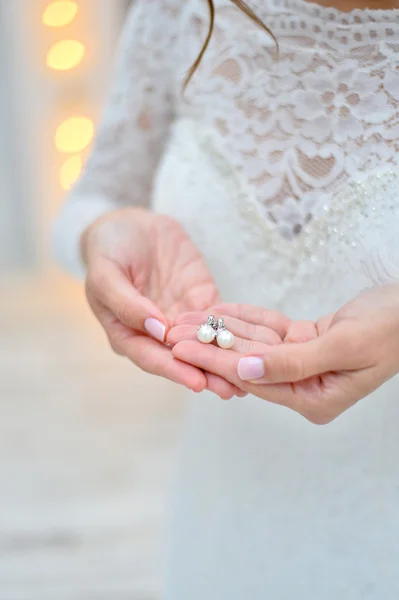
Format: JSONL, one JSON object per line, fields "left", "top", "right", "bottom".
{"left": 173, "top": 311, "right": 215, "bottom": 327}
{"left": 121, "top": 333, "right": 241, "bottom": 400}
{"left": 119, "top": 334, "right": 207, "bottom": 392}
{"left": 173, "top": 328, "right": 363, "bottom": 385}
{"left": 205, "top": 373, "right": 242, "bottom": 400}
{"left": 170, "top": 315, "right": 282, "bottom": 345}
{"left": 283, "top": 320, "right": 321, "bottom": 388}
{"left": 87, "top": 259, "right": 168, "bottom": 340}
{"left": 174, "top": 309, "right": 287, "bottom": 341}
{"left": 113, "top": 320, "right": 239, "bottom": 398}
{"left": 172, "top": 340, "right": 296, "bottom": 406}
{"left": 173, "top": 340, "right": 253, "bottom": 388}
{"left": 167, "top": 324, "right": 279, "bottom": 355}
{"left": 284, "top": 320, "right": 318, "bottom": 343}
{"left": 210, "top": 304, "right": 290, "bottom": 339}
{"left": 238, "top": 325, "right": 366, "bottom": 384}
{"left": 225, "top": 316, "right": 282, "bottom": 345}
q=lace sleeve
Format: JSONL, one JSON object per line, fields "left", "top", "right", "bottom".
{"left": 53, "top": 0, "right": 179, "bottom": 277}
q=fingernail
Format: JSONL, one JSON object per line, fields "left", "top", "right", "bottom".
{"left": 238, "top": 357, "right": 264, "bottom": 381}
{"left": 145, "top": 318, "right": 166, "bottom": 342}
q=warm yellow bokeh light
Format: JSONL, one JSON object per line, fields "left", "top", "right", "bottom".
{"left": 46, "top": 40, "right": 85, "bottom": 71}
{"left": 42, "top": 1, "right": 78, "bottom": 28}
{"left": 60, "top": 154, "right": 83, "bottom": 190}
{"left": 55, "top": 117, "right": 94, "bottom": 153}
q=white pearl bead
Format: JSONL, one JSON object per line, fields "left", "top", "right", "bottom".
{"left": 217, "top": 329, "right": 235, "bottom": 349}
{"left": 197, "top": 324, "right": 216, "bottom": 344}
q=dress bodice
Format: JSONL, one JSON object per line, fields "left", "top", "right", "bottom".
{"left": 54, "top": 0, "right": 399, "bottom": 305}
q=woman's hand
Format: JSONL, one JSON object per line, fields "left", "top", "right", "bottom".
{"left": 169, "top": 285, "right": 399, "bottom": 423}
{"left": 82, "top": 207, "right": 241, "bottom": 398}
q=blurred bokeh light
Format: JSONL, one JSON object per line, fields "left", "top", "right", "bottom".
{"left": 60, "top": 153, "right": 83, "bottom": 190}
{"left": 55, "top": 116, "right": 94, "bottom": 153}
{"left": 42, "top": 1, "right": 79, "bottom": 28}
{"left": 46, "top": 39, "right": 86, "bottom": 70}
{"left": 0, "top": 2, "right": 182, "bottom": 598}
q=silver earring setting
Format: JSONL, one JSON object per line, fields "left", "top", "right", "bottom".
{"left": 197, "top": 315, "right": 235, "bottom": 348}
{"left": 197, "top": 315, "right": 217, "bottom": 344}
{"left": 215, "top": 317, "right": 235, "bottom": 349}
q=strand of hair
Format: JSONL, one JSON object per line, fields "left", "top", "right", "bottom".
{"left": 183, "top": 0, "right": 278, "bottom": 90}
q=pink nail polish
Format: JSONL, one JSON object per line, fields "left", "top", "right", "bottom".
{"left": 237, "top": 357, "right": 264, "bottom": 381}
{"left": 145, "top": 318, "right": 166, "bottom": 342}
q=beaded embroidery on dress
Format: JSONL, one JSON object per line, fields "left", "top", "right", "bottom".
{"left": 178, "top": 0, "right": 399, "bottom": 240}
{"left": 54, "top": 0, "right": 399, "bottom": 302}
{"left": 62, "top": 0, "right": 399, "bottom": 262}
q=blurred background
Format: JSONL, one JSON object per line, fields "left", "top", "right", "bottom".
{"left": 0, "top": 2, "right": 185, "bottom": 598}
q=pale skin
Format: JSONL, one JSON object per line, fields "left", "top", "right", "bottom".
{"left": 82, "top": 0, "right": 399, "bottom": 416}
{"left": 82, "top": 207, "right": 246, "bottom": 399}
{"left": 169, "top": 284, "right": 399, "bottom": 424}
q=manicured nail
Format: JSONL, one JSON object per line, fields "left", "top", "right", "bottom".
{"left": 145, "top": 318, "right": 166, "bottom": 342}
{"left": 238, "top": 357, "right": 264, "bottom": 381}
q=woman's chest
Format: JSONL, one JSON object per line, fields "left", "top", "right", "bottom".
{"left": 175, "top": 9, "right": 399, "bottom": 242}
{"left": 154, "top": 116, "right": 399, "bottom": 315}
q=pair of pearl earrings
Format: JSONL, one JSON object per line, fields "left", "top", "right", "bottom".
{"left": 197, "top": 315, "right": 235, "bottom": 349}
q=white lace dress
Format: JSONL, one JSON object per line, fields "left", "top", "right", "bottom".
{"left": 54, "top": 0, "right": 399, "bottom": 597}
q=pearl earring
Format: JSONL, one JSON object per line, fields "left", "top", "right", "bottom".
{"left": 197, "top": 315, "right": 217, "bottom": 344}
{"left": 216, "top": 318, "right": 235, "bottom": 349}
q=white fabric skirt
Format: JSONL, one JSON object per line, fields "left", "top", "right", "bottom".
{"left": 152, "top": 120, "right": 399, "bottom": 599}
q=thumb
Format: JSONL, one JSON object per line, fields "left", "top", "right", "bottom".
{"left": 87, "top": 260, "right": 168, "bottom": 342}
{"left": 238, "top": 326, "right": 358, "bottom": 383}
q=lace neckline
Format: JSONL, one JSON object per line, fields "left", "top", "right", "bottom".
{"left": 246, "top": 0, "right": 399, "bottom": 47}
{"left": 267, "top": 0, "right": 399, "bottom": 21}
